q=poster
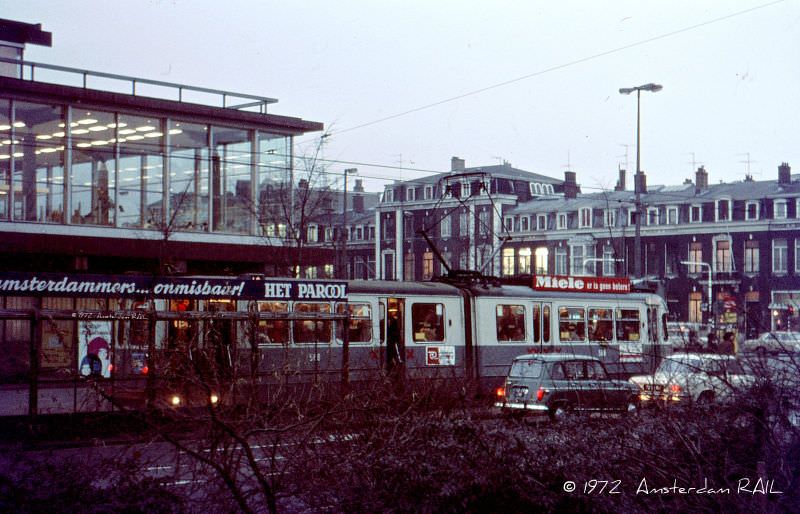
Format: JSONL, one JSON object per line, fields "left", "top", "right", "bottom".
{"left": 425, "top": 345, "right": 456, "bottom": 366}
{"left": 41, "top": 320, "right": 73, "bottom": 369}
{"left": 78, "top": 320, "right": 112, "bottom": 378}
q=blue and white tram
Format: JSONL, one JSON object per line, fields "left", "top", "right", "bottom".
{"left": 0, "top": 272, "right": 669, "bottom": 417}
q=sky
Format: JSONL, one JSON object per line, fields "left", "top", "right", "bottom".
{"left": 3, "top": 0, "right": 799, "bottom": 194}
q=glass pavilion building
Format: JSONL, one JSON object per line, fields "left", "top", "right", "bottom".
{"left": 0, "top": 19, "right": 326, "bottom": 275}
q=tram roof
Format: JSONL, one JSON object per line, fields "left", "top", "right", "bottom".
{"left": 348, "top": 280, "right": 462, "bottom": 297}
{"left": 466, "top": 283, "right": 659, "bottom": 302}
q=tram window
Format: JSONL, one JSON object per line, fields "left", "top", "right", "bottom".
{"left": 412, "top": 303, "right": 445, "bottom": 342}
{"left": 496, "top": 304, "right": 525, "bottom": 341}
{"left": 588, "top": 308, "right": 613, "bottom": 342}
{"left": 336, "top": 303, "right": 373, "bottom": 343}
{"left": 662, "top": 313, "right": 669, "bottom": 342}
{"left": 41, "top": 297, "right": 74, "bottom": 373}
{"left": 558, "top": 307, "right": 586, "bottom": 342}
{"left": 616, "top": 309, "right": 640, "bottom": 341}
{"left": 256, "top": 301, "right": 289, "bottom": 345}
{"left": 168, "top": 299, "right": 197, "bottom": 348}
{"left": 542, "top": 305, "right": 551, "bottom": 343}
{"left": 648, "top": 306, "right": 659, "bottom": 343}
{"left": 533, "top": 304, "right": 541, "bottom": 343}
{"left": 294, "top": 302, "right": 332, "bottom": 343}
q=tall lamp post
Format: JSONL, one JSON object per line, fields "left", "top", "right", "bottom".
{"left": 619, "top": 83, "right": 662, "bottom": 278}
{"left": 338, "top": 168, "right": 358, "bottom": 279}
{"left": 681, "top": 260, "right": 713, "bottom": 332}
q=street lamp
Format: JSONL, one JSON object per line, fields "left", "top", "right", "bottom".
{"left": 619, "top": 83, "right": 662, "bottom": 278}
{"left": 681, "top": 260, "right": 713, "bottom": 331}
{"left": 338, "top": 168, "right": 358, "bottom": 279}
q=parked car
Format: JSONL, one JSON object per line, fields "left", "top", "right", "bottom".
{"left": 742, "top": 331, "right": 800, "bottom": 356}
{"left": 494, "top": 354, "right": 640, "bottom": 420}
{"left": 629, "top": 352, "right": 755, "bottom": 405}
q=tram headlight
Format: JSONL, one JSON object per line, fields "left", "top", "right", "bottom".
{"left": 170, "top": 394, "right": 181, "bottom": 407}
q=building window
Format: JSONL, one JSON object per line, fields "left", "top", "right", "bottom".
{"left": 459, "top": 210, "right": 469, "bottom": 237}
{"left": 535, "top": 247, "right": 549, "bottom": 275}
{"left": 579, "top": 208, "right": 592, "bottom": 228}
{"left": 518, "top": 247, "right": 531, "bottom": 274}
{"left": 604, "top": 209, "right": 617, "bottom": 228}
{"left": 555, "top": 247, "right": 567, "bottom": 275}
{"left": 557, "top": 213, "right": 568, "bottom": 230}
{"left": 646, "top": 207, "right": 658, "bottom": 225}
{"left": 383, "top": 188, "right": 394, "bottom": 203}
{"left": 689, "top": 292, "right": 703, "bottom": 323}
{"left": 459, "top": 253, "right": 468, "bottom": 269}
{"left": 688, "top": 242, "right": 703, "bottom": 273}
{"left": 714, "top": 239, "right": 732, "bottom": 272}
{"left": 504, "top": 216, "right": 514, "bottom": 232}
{"left": 773, "top": 238, "right": 788, "bottom": 274}
{"left": 627, "top": 209, "right": 637, "bottom": 227}
{"left": 716, "top": 199, "right": 731, "bottom": 221}
{"left": 602, "top": 246, "right": 615, "bottom": 276}
{"left": 746, "top": 201, "right": 759, "bottom": 220}
{"left": 544, "top": 184, "right": 555, "bottom": 195}
{"left": 530, "top": 183, "right": 542, "bottom": 196}
{"left": 502, "top": 248, "right": 515, "bottom": 276}
{"left": 744, "top": 240, "right": 759, "bottom": 273}
{"left": 666, "top": 206, "right": 678, "bottom": 225}
{"left": 422, "top": 251, "right": 434, "bottom": 280}
{"left": 690, "top": 204, "right": 702, "bottom": 223}
{"left": 775, "top": 199, "right": 787, "bottom": 219}
{"left": 406, "top": 187, "right": 415, "bottom": 202}
{"left": 796, "top": 239, "right": 800, "bottom": 274}
{"left": 440, "top": 214, "right": 451, "bottom": 238}
{"left": 424, "top": 185, "right": 433, "bottom": 200}
{"left": 307, "top": 224, "right": 318, "bottom": 243}
{"left": 537, "top": 214, "right": 547, "bottom": 230}
{"left": 403, "top": 253, "right": 414, "bottom": 281}
{"left": 571, "top": 244, "right": 595, "bottom": 276}
{"left": 478, "top": 210, "right": 489, "bottom": 236}
{"left": 520, "top": 216, "right": 529, "bottom": 232}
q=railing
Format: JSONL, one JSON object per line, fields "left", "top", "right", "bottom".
{"left": 0, "top": 56, "right": 278, "bottom": 113}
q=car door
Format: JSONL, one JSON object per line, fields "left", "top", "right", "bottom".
{"left": 590, "top": 360, "right": 625, "bottom": 409}
{"left": 563, "top": 360, "right": 591, "bottom": 410}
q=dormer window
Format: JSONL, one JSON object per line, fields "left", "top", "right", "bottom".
{"left": 774, "top": 199, "right": 787, "bottom": 219}
{"left": 579, "top": 207, "right": 592, "bottom": 228}
{"left": 557, "top": 212, "right": 568, "bottom": 230}
{"left": 384, "top": 188, "right": 394, "bottom": 203}
{"left": 530, "top": 183, "right": 543, "bottom": 196}
{"left": 604, "top": 209, "right": 617, "bottom": 228}
{"left": 406, "top": 187, "right": 416, "bottom": 202}
{"left": 504, "top": 216, "right": 514, "bottom": 232}
{"left": 537, "top": 214, "right": 547, "bottom": 230}
{"left": 745, "top": 201, "right": 759, "bottom": 220}
{"left": 666, "top": 206, "right": 678, "bottom": 225}
{"left": 690, "top": 204, "right": 702, "bottom": 223}
{"left": 716, "top": 199, "right": 731, "bottom": 222}
{"left": 647, "top": 207, "right": 659, "bottom": 225}
{"left": 520, "top": 216, "right": 529, "bottom": 231}
{"left": 424, "top": 185, "right": 433, "bottom": 200}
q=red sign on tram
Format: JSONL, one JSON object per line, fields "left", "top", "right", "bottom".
{"left": 532, "top": 275, "right": 631, "bottom": 294}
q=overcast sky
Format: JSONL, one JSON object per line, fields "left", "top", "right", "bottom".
{"left": 4, "top": 0, "right": 799, "bottom": 193}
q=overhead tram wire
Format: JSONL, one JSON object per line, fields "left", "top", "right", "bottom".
{"left": 294, "top": 0, "right": 785, "bottom": 142}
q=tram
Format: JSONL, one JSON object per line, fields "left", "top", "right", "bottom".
{"left": 0, "top": 271, "right": 669, "bottom": 417}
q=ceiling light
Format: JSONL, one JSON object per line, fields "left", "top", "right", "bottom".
{"left": 144, "top": 131, "right": 163, "bottom": 138}
{"left": 36, "top": 134, "right": 53, "bottom": 140}
{"left": 168, "top": 128, "right": 183, "bottom": 135}
{"left": 12, "top": 121, "right": 25, "bottom": 128}
{"left": 126, "top": 134, "right": 144, "bottom": 141}
{"left": 136, "top": 125, "right": 156, "bottom": 132}
{"left": 77, "top": 118, "right": 98, "bottom": 125}
{"left": 119, "top": 128, "right": 136, "bottom": 135}
{"left": 76, "top": 142, "right": 92, "bottom": 148}
{"left": 0, "top": 124, "right": 10, "bottom": 131}
{"left": 12, "top": 152, "right": 23, "bottom": 157}
{"left": 52, "top": 131, "right": 65, "bottom": 138}
{"left": 91, "top": 140, "right": 107, "bottom": 146}
{"left": 88, "top": 125, "right": 107, "bottom": 132}
{"left": 72, "top": 128, "right": 89, "bottom": 135}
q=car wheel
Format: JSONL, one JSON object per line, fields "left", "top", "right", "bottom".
{"left": 697, "top": 391, "right": 715, "bottom": 404}
{"left": 548, "top": 404, "right": 570, "bottom": 422}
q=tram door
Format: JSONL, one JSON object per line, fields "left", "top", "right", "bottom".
{"left": 381, "top": 298, "right": 405, "bottom": 371}
{"left": 532, "top": 302, "right": 552, "bottom": 347}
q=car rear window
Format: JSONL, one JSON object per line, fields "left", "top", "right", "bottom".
{"left": 510, "top": 360, "right": 544, "bottom": 378}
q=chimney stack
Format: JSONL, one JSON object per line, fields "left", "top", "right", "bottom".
{"left": 615, "top": 169, "right": 626, "bottom": 191}
{"left": 451, "top": 156, "right": 465, "bottom": 172}
{"left": 695, "top": 166, "right": 708, "bottom": 193}
{"left": 634, "top": 171, "right": 647, "bottom": 194}
{"left": 563, "top": 170, "right": 579, "bottom": 199}
{"left": 778, "top": 162, "right": 791, "bottom": 185}
{"left": 353, "top": 179, "right": 364, "bottom": 213}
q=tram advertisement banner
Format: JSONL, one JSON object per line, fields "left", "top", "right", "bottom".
{"left": 532, "top": 275, "right": 631, "bottom": 293}
{"left": 78, "top": 321, "right": 112, "bottom": 378}
{"left": 0, "top": 272, "right": 347, "bottom": 301}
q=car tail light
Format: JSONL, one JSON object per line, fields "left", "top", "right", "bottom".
{"left": 107, "top": 364, "right": 113, "bottom": 373}
{"left": 496, "top": 387, "right": 505, "bottom": 398}
{"left": 141, "top": 366, "right": 149, "bottom": 375}
{"left": 669, "top": 384, "right": 681, "bottom": 394}
{"left": 536, "top": 387, "right": 545, "bottom": 402}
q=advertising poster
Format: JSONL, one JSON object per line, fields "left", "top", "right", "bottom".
{"left": 78, "top": 320, "right": 112, "bottom": 378}
{"left": 426, "top": 345, "right": 456, "bottom": 366}
{"left": 41, "top": 320, "right": 73, "bottom": 369}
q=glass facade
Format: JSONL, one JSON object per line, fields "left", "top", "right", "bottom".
{"left": 0, "top": 97, "right": 291, "bottom": 235}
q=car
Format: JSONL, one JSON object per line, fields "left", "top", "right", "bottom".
{"left": 494, "top": 354, "right": 640, "bottom": 420}
{"left": 629, "top": 352, "right": 755, "bottom": 405}
{"left": 742, "top": 331, "right": 800, "bottom": 356}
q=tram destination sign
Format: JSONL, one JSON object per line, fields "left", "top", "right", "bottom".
{"left": 0, "top": 272, "right": 347, "bottom": 301}
{"left": 532, "top": 275, "right": 631, "bottom": 293}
